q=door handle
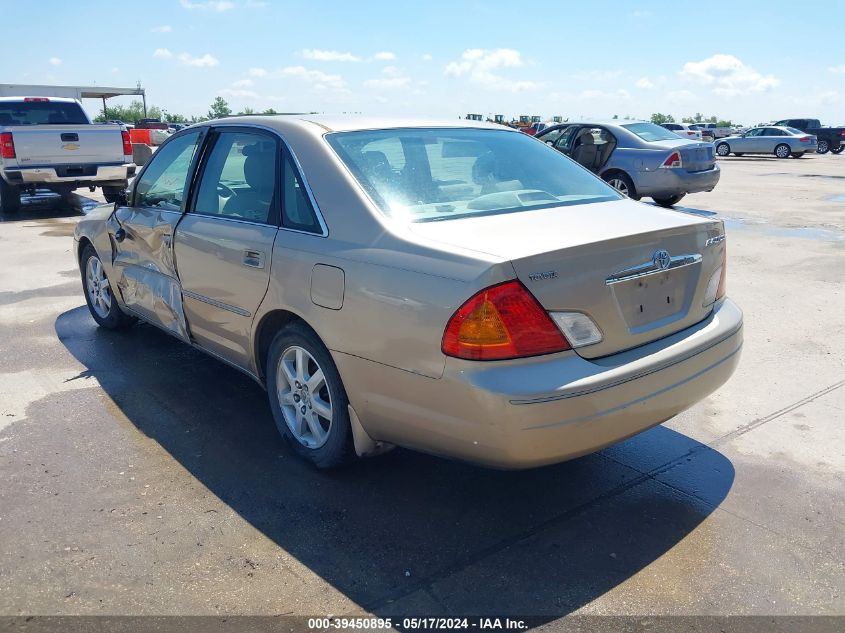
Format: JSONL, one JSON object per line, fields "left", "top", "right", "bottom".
{"left": 243, "top": 250, "right": 265, "bottom": 269}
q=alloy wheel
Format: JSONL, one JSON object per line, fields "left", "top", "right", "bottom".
{"left": 276, "top": 346, "right": 333, "bottom": 449}
{"left": 775, "top": 144, "right": 790, "bottom": 159}
{"left": 85, "top": 255, "right": 112, "bottom": 319}
{"left": 608, "top": 178, "right": 629, "bottom": 196}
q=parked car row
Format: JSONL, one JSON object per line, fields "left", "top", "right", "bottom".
{"left": 715, "top": 126, "right": 817, "bottom": 159}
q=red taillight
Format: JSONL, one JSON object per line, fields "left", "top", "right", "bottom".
{"left": 23, "top": 97, "right": 49, "bottom": 102}
{"left": 0, "top": 132, "right": 15, "bottom": 159}
{"left": 442, "top": 280, "right": 571, "bottom": 360}
{"left": 660, "top": 151, "right": 682, "bottom": 168}
{"left": 840, "top": 130, "right": 845, "bottom": 138}
{"left": 799, "top": 136, "right": 810, "bottom": 142}
{"left": 121, "top": 130, "right": 133, "bottom": 156}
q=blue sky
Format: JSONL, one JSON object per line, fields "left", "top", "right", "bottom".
{"left": 3, "top": 0, "right": 844, "bottom": 125}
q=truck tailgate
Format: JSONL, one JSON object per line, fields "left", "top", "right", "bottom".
{"left": 9, "top": 125, "right": 126, "bottom": 166}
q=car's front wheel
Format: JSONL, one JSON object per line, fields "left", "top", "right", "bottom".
{"left": 266, "top": 322, "right": 355, "bottom": 469}
{"left": 774, "top": 144, "right": 791, "bottom": 159}
{"left": 652, "top": 194, "right": 686, "bottom": 208}
{"left": 716, "top": 143, "right": 730, "bottom": 157}
{"left": 603, "top": 172, "right": 639, "bottom": 200}
{"left": 817, "top": 140, "right": 830, "bottom": 154}
{"left": 80, "top": 244, "right": 135, "bottom": 330}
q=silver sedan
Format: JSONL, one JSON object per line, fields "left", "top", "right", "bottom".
{"left": 715, "top": 126, "right": 817, "bottom": 158}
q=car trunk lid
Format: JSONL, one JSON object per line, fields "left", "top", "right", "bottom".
{"left": 408, "top": 199, "right": 726, "bottom": 359}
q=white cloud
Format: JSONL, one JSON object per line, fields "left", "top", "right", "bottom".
{"left": 421, "top": 53, "right": 433, "bottom": 61}
{"left": 180, "top": 0, "right": 235, "bottom": 10}
{"left": 248, "top": 67, "right": 267, "bottom": 77}
{"left": 829, "top": 65, "right": 845, "bottom": 74}
{"left": 681, "top": 54, "right": 779, "bottom": 96}
{"left": 233, "top": 78, "right": 253, "bottom": 87}
{"left": 580, "top": 89, "right": 631, "bottom": 100}
{"left": 571, "top": 69, "right": 622, "bottom": 82}
{"left": 445, "top": 48, "right": 538, "bottom": 92}
{"left": 153, "top": 48, "right": 173, "bottom": 58}
{"left": 219, "top": 88, "right": 258, "bottom": 98}
{"left": 178, "top": 52, "right": 219, "bottom": 67}
{"left": 111, "top": 67, "right": 119, "bottom": 74}
{"left": 301, "top": 48, "right": 361, "bottom": 62}
{"left": 381, "top": 65, "right": 402, "bottom": 77}
{"left": 364, "top": 76, "right": 411, "bottom": 89}
{"left": 667, "top": 89, "right": 697, "bottom": 103}
{"left": 151, "top": 24, "right": 172, "bottom": 33}
{"left": 373, "top": 51, "right": 396, "bottom": 61}
{"left": 636, "top": 77, "right": 655, "bottom": 89}
{"left": 281, "top": 66, "right": 346, "bottom": 90}
{"left": 49, "top": 57, "right": 62, "bottom": 66}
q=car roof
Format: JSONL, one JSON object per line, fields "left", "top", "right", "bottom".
{"left": 204, "top": 114, "right": 515, "bottom": 134}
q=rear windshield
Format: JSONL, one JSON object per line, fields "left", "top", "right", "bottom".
{"left": 785, "top": 127, "right": 804, "bottom": 135}
{"left": 326, "top": 128, "right": 619, "bottom": 223}
{"left": 622, "top": 122, "right": 682, "bottom": 142}
{"left": 0, "top": 100, "right": 88, "bottom": 126}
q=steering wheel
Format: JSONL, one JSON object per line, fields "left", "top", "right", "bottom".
{"left": 217, "top": 183, "right": 236, "bottom": 199}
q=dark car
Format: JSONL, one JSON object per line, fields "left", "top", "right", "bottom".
{"left": 773, "top": 119, "right": 845, "bottom": 154}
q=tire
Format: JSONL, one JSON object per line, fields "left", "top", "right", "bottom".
{"left": 0, "top": 177, "right": 21, "bottom": 214}
{"left": 716, "top": 143, "right": 730, "bottom": 157}
{"left": 817, "top": 139, "right": 830, "bottom": 154}
{"left": 830, "top": 145, "right": 843, "bottom": 155}
{"left": 652, "top": 193, "right": 686, "bottom": 208}
{"left": 266, "top": 322, "right": 355, "bottom": 469}
{"left": 603, "top": 172, "right": 639, "bottom": 200}
{"left": 80, "top": 244, "right": 135, "bottom": 330}
{"left": 774, "top": 144, "right": 791, "bottom": 159}
{"left": 102, "top": 187, "right": 122, "bottom": 204}
{"left": 791, "top": 152, "right": 805, "bottom": 158}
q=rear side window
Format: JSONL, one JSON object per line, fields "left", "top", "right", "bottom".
{"left": 135, "top": 131, "right": 201, "bottom": 211}
{"left": 0, "top": 100, "right": 88, "bottom": 125}
{"left": 193, "top": 131, "right": 278, "bottom": 224}
{"left": 280, "top": 153, "right": 322, "bottom": 233}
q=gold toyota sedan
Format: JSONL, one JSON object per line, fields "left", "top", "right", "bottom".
{"left": 73, "top": 116, "right": 742, "bottom": 469}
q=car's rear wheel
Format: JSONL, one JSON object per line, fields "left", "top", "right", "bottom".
{"left": 0, "top": 178, "right": 21, "bottom": 214}
{"left": 266, "top": 322, "right": 354, "bottom": 469}
{"left": 80, "top": 244, "right": 135, "bottom": 330}
{"left": 652, "top": 194, "right": 686, "bottom": 208}
{"left": 830, "top": 145, "right": 843, "bottom": 155}
{"left": 791, "top": 152, "right": 805, "bottom": 158}
{"left": 774, "top": 144, "right": 791, "bottom": 159}
{"left": 817, "top": 139, "right": 830, "bottom": 154}
{"left": 603, "top": 172, "right": 639, "bottom": 200}
{"left": 716, "top": 143, "right": 730, "bottom": 157}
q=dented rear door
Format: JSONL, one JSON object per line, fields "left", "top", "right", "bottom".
{"left": 110, "top": 129, "right": 206, "bottom": 341}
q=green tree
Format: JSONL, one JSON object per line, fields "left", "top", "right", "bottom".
{"left": 93, "top": 100, "right": 162, "bottom": 123}
{"left": 262, "top": 108, "right": 279, "bottom": 115}
{"left": 612, "top": 114, "right": 619, "bottom": 119}
{"left": 237, "top": 106, "right": 256, "bottom": 115}
{"left": 650, "top": 113, "right": 675, "bottom": 124}
{"left": 208, "top": 96, "right": 232, "bottom": 119}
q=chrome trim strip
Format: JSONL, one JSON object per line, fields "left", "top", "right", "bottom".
{"left": 182, "top": 289, "right": 251, "bottom": 317}
{"left": 606, "top": 253, "right": 702, "bottom": 285}
{"left": 207, "top": 122, "right": 330, "bottom": 238}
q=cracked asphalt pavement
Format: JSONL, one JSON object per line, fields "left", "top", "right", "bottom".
{"left": 0, "top": 154, "right": 843, "bottom": 620}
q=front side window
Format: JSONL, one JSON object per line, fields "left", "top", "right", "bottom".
{"left": 745, "top": 128, "right": 764, "bottom": 137}
{"left": 134, "top": 131, "right": 201, "bottom": 211}
{"left": 193, "top": 131, "right": 278, "bottom": 224}
{"left": 326, "top": 128, "right": 620, "bottom": 223}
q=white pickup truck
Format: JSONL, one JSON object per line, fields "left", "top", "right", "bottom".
{"left": 0, "top": 96, "right": 136, "bottom": 213}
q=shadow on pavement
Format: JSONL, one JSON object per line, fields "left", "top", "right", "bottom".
{"left": 0, "top": 189, "right": 101, "bottom": 223}
{"left": 56, "top": 306, "right": 735, "bottom": 616}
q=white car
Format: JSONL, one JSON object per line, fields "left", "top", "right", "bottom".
{"left": 660, "top": 123, "right": 702, "bottom": 140}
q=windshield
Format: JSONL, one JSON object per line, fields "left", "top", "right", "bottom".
{"left": 326, "top": 128, "right": 620, "bottom": 222}
{"left": 622, "top": 122, "right": 683, "bottom": 142}
{"left": 0, "top": 100, "right": 88, "bottom": 125}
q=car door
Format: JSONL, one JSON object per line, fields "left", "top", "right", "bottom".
{"left": 111, "top": 128, "right": 206, "bottom": 341}
{"left": 762, "top": 127, "right": 789, "bottom": 152}
{"left": 173, "top": 127, "right": 280, "bottom": 370}
{"left": 737, "top": 127, "right": 764, "bottom": 152}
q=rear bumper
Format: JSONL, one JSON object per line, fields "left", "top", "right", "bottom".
{"left": 337, "top": 298, "right": 743, "bottom": 469}
{"left": 1, "top": 163, "right": 135, "bottom": 187}
{"left": 636, "top": 164, "right": 721, "bottom": 196}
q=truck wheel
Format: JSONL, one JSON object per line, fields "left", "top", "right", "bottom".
{"left": 817, "top": 139, "right": 830, "bottom": 154}
{"left": 716, "top": 143, "right": 730, "bottom": 157}
{"left": 0, "top": 178, "right": 21, "bottom": 214}
{"left": 774, "top": 144, "right": 791, "bottom": 159}
{"left": 652, "top": 194, "right": 686, "bottom": 208}
{"left": 831, "top": 145, "right": 843, "bottom": 155}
